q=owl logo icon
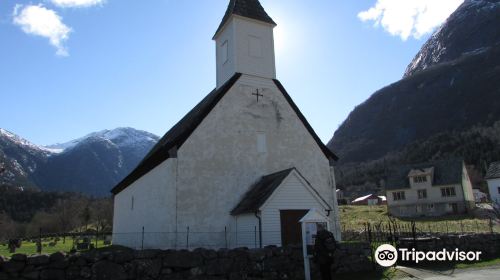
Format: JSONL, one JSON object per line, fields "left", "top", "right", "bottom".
{"left": 375, "top": 244, "right": 398, "bottom": 267}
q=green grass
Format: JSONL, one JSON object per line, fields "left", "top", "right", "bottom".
{"left": 339, "top": 205, "right": 499, "bottom": 233}
{"left": 0, "top": 240, "right": 110, "bottom": 258}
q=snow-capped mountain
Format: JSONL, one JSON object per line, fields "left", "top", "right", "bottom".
{"left": 46, "top": 127, "right": 158, "bottom": 152}
{"left": 0, "top": 128, "right": 159, "bottom": 196}
{"left": 0, "top": 128, "right": 55, "bottom": 155}
{"left": 0, "top": 129, "right": 49, "bottom": 189}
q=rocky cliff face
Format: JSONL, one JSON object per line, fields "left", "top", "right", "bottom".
{"left": 329, "top": 0, "right": 500, "bottom": 165}
{"left": 404, "top": 0, "right": 500, "bottom": 77}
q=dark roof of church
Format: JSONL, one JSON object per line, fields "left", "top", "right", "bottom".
{"left": 214, "top": 0, "right": 277, "bottom": 38}
{"left": 485, "top": 161, "right": 500, "bottom": 179}
{"left": 111, "top": 74, "right": 338, "bottom": 195}
{"left": 111, "top": 73, "right": 242, "bottom": 194}
{"left": 231, "top": 168, "right": 294, "bottom": 215}
{"left": 385, "top": 159, "right": 464, "bottom": 190}
{"left": 231, "top": 168, "right": 330, "bottom": 215}
{"left": 273, "top": 80, "right": 338, "bottom": 162}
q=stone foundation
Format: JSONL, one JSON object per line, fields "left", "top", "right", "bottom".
{"left": 0, "top": 243, "right": 371, "bottom": 280}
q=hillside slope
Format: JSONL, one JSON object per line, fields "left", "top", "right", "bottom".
{"left": 328, "top": 0, "right": 500, "bottom": 165}
{"left": 329, "top": 44, "right": 500, "bottom": 164}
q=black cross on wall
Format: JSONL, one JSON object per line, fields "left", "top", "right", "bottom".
{"left": 252, "top": 89, "right": 263, "bottom": 102}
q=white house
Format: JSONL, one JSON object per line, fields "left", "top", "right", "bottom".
{"left": 111, "top": 0, "right": 341, "bottom": 250}
{"left": 385, "top": 159, "right": 475, "bottom": 217}
{"left": 485, "top": 161, "right": 500, "bottom": 209}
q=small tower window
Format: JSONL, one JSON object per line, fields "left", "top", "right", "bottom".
{"left": 248, "top": 35, "right": 262, "bottom": 58}
{"left": 131, "top": 196, "right": 135, "bottom": 210}
{"left": 221, "top": 40, "right": 228, "bottom": 64}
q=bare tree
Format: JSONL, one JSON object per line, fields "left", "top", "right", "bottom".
{"left": 90, "top": 198, "right": 113, "bottom": 233}
{"left": 0, "top": 211, "right": 16, "bottom": 241}
{"left": 80, "top": 204, "right": 92, "bottom": 232}
{"left": 53, "top": 198, "right": 82, "bottom": 243}
{"left": 26, "top": 211, "right": 61, "bottom": 236}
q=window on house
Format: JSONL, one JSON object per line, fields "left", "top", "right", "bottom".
{"left": 448, "top": 203, "right": 458, "bottom": 213}
{"left": 131, "top": 196, "right": 134, "bottom": 210}
{"left": 221, "top": 40, "right": 228, "bottom": 64}
{"left": 498, "top": 186, "right": 500, "bottom": 194}
{"left": 392, "top": 191, "right": 406, "bottom": 201}
{"left": 418, "top": 189, "right": 427, "bottom": 199}
{"left": 441, "top": 187, "right": 456, "bottom": 197}
{"left": 413, "top": 176, "right": 427, "bottom": 183}
{"left": 427, "top": 204, "right": 435, "bottom": 212}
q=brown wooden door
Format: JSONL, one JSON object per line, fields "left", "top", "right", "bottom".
{"left": 280, "top": 210, "right": 308, "bottom": 246}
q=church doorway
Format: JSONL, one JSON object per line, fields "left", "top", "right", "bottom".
{"left": 280, "top": 210, "right": 308, "bottom": 246}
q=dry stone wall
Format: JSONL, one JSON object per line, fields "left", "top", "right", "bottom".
{"left": 397, "top": 233, "right": 500, "bottom": 260}
{"left": 0, "top": 243, "right": 371, "bottom": 280}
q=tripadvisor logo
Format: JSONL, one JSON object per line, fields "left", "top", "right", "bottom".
{"left": 374, "top": 244, "right": 482, "bottom": 267}
{"left": 375, "top": 244, "right": 398, "bottom": 267}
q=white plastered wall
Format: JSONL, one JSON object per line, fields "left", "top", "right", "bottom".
{"left": 175, "top": 74, "right": 337, "bottom": 245}
{"left": 112, "top": 159, "right": 177, "bottom": 249}
{"left": 112, "top": 74, "right": 339, "bottom": 249}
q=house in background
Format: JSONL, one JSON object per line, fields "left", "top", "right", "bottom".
{"left": 351, "top": 194, "right": 386, "bottom": 205}
{"left": 336, "top": 181, "right": 380, "bottom": 206}
{"left": 473, "top": 189, "right": 488, "bottom": 203}
{"left": 336, "top": 189, "right": 349, "bottom": 205}
{"left": 336, "top": 189, "right": 344, "bottom": 200}
{"left": 385, "top": 159, "right": 475, "bottom": 217}
{"left": 111, "top": 0, "right": 341, "bottom": 250}
{"left": 485, "top": 161, "right": 500, "bottom": 209}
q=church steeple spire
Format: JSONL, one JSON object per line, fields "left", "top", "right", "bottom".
{"left": 214, "top": 0, "right": 276, "bottom": 38}
{"left": 214, "top": 0, "right": 277, "bottom": 88}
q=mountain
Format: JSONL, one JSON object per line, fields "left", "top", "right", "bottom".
{"left": 0, "top": 128, "right": 159, "bottom": 196}
{"left": 328, "top": 0, "right": 500, "bottom": 187}
{"left": 404, "top": 0, "right": 500, "bottom": 77}
{"left": 0, "top": 128, "right": 49, "bottom": 189}
{"left": 46, "top": 127, "right": 158, "bottom": 153}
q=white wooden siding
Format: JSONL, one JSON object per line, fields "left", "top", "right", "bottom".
{"left": 487, "top": 178, "right": 500, "bottom": 206}
{"left": 260, "top": 173, "right": 327, "bottom": 246}
{"left": 234, "top": 214, "right": 260, "bottom": 248}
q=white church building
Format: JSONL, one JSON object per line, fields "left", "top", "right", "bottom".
{"left": 112, "top": 0, "right": 341, "bottom": 249}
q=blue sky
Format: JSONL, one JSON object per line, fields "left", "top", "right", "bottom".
{"left": 0, "top": 0, "right": 463, "bottom": 146}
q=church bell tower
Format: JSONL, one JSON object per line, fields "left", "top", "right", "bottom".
{"left": 214, "top": 0, "right": 277, "bottom": 88}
